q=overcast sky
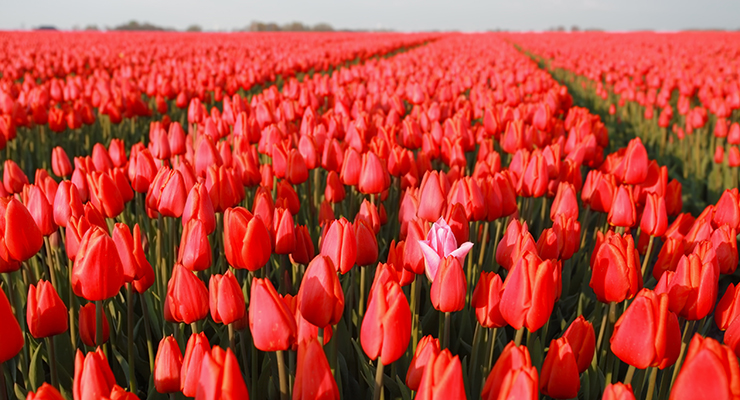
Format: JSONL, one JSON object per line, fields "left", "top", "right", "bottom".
{"left": 1, "top": 0, "right": 738, "bottom": 32}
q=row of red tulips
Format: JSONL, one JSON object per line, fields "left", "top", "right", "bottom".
{"left": 0, "top": 31, "right": 737, "bottom": 400}
{"left": 509, "top": 31, "right": 740, "bottom": 207}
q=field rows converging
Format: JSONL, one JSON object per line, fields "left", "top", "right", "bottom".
{"left": 0, "top": 29, "right": 738, "bottom": 400}
{"left": 508, "top": 32, "right": 740, "bottom": 213}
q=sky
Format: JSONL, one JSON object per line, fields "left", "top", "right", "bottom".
{"left": 1, "top": 0, "right": 738, "bottom": 32}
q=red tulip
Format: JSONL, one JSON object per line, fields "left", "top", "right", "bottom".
{"left": 562, "top": 315, "right": 595, "bottom": 373}
{"left": 325, "top": 171, "right": 346, "bottom": 203}
{"left": 589, "top": 231, "right": 642, "bottom": 303}
{"left": 78, "top": 303, "right": 109, "bottom": 347}
{"left": 361, "top": 279, "right": 411, "bottom": 364}
{"left": 27, "top": 280, "right": 68, "bottom": 338}
{"left": 500, "top": 251, "right": 556, "bottom": 331}
{"left": 0, "top": 197, "right": 43, "bottom": 265}
{"left": 616, "top": 137, "right": 648, "bottom": 185}
{"left": 294, "top": 338, "right": 340, "bottom": 400}
{"left": 711, "top": 224, "right": 738, "bottom": 274}
{"left": 73, "top": 348, "right": 116, "bottom": 400}
{"left": 72, "top": 226, "right": 124, "bottom": 301}
{"left": 354, "top": 219, "right": 378, "bottom": 267}
{"left": 291, "top": 224, "right": 315, "bottom": 265}
{"left": 249, "top": 277, "right": 296, "bottom": 351}
{"left": 471, "top": 271, "right": 506, "bottom": 328}
{"left": 209, "top": 271, "right": 246, "bottom": 325}
{"left": 196, "top": 346, "right": 249, "bottom": 400}
{"left": 665, "top": 179, "right": 683, "bottom": 216}
{"left": 665, "top": 242, "right": 719, "bottom": 320}
{"left": 406, "top": 336, "right": 441, "bottom": 391}
{"left": 223, "top": 207, "right": 271, "bottom": 271}
{"left": 495, "top": 220, "right": 537, "bottom": 271}
{"left": 430, "top": 256, "right": 467, "bottom": 313}
{"left": 164, "top": 263, "right": 209, "bottom": 324}
{"left": 418, "top": 171, "right": 447, "bottom": 222}
{"left": 355, "top": 199, "right": 381, "bottom": 234}
{"left": 713, "top": 189, "right": 740, "bottom": 230}
{"left": 155, "top": 335, "right": 183, "bottom": 394}
{"left": 283, "top": 294, "right": 332, "bottom": 349}
{"left": 297, "top": 255, "right": 344, "bottom": 329}
{"left": 0, "top": 287, "right": 23, "bottom": 363}
{"left": 70, "top": 167, "right": 89, "bottom": 202}
{"left": 23, "top": 184, "right": 57, "bottom": 236}
{"left": 91, "top": 143, "right": 113, "bottom": 172}
{"left": 178, "top": 219, "right": 212, "bottom": 272}
{"left": 320, "top": 217, "right": 357, "bottom": 274}
{"left": 4, "top": 159, "right": 28, "bottom": 194}
{"left": 87, "top": 171, "right": 124, "bottom": 218}
{"left": 181, "top": 332, "right": 211, "bottom": 397}
{"left": 112, "top": 222, "right": 152, "bottom": 283}
{"left": 517, "top": 149, "right": 548, "bottom": 198}
{"left": 108, "top": 139, "right": 127, "bottom": 168}
{"left": 603, "top": 383, "right": 636, "bottom": 400}
{"left": 51, "top": 146, "right": 73, "bottom": 177}
{"left": 415, "top": 349, "right": 466, "bottom": 400}
{"left": 53, "top": 180, "right": 84, "bottom": 228}
{"left": 610, "top": 289, "right": 681, "bottom": 369}
{"left": 444, "top": 203, "right": 470, "bottom": 245}
{"left": 540, "top": 337, "right": 580, "bottom": 399}
{"left": 482, "top": 342, "right": 538, "bottom": 400}
{"left": 205, "top": 165, "right": 243, "bottom": 213}
{"left": 716, "top": 283, "right": 740, "bottom": 330}
{"left": 182, "top": 182, "right": 216, "bottom": 234}
{"left": 640, "top": 193, "right": 668, "bottom": 237}
{"left": 153, "top": 169, "right": 187, "bottom": 218}
{"left": 26, "top": 383, "right": 64, "bottom": 400}
{"left": 608, "top": 184, "right": 637, "bottom": 228}
{"left": 273, "top": 207, "right": 296, "bottom": 255}
{"left": 550, "top": 182, "right": 579, "bottom": 221}
{"left": 670, "top": 335, "right": 740, "bottom": 400}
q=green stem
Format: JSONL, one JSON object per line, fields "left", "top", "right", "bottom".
{"left": 96, "top": 300, "right": 104, "bottom": 347}
{"left": 490, "top": 220, "right": 503, "bottom": 271}
{"left": 624, "top": 364, "right": 636, "bottom": 385}
{"left": 670, "top": 319, "right": 696, "bottom": 387}
{"left": 410, "top": 274, "right": 421, "bottom": 354}
{"left": 127, "top": 284, "right": 136, "bottom": 391}
{"left": 228, "top": 323, "right": 236, "bottom": 351}
{"left": 514, "top": 327, "right": 525, "bottom": 347}
{"left": 641, "top": 235, "right": 655, "bottom": 281}
{"left": 47, "top": 337, "right": 59, "bottom": 389}
{"left": 485, "top": 328, "right": 497, "bottom": 376}
{"left": 43, "top": 236, "right": 58, "bottom": 290}
{"left": 645, "top": 367, "right": 658, "bottom": 400}
{"left": 139, "top": 292, "right": 156, "bottom": 373}
{"left": 468, "top": 323, "right": 482, "bottom": 397}
{"left": 443, "top": 312, "right": 451, "bottom": 349}
{"left": 373, "top": 358, "right": 385, "bottom": 400}
{"left": 277, "top": 350, "right": 289, "bottom": 400}
{"left": 359, "top": 265, "right": 366, "bottom": 321}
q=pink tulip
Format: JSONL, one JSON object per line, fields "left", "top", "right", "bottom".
{"left": 418, "top": 217, "right": 473, "bottom": 281}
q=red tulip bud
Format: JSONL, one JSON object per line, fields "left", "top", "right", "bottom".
{"left": 27, "top": 280, "right": 68, "bottom": 338}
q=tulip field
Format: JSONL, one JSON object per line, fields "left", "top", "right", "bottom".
{"left": 1, "top": 29, "right": 740, "bottom": 400}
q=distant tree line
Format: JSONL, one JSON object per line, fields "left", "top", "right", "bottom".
{"left": 241, "top": 21, "right": 334, "bottom": 32}
{"left": 75, "top": 20, "right": 335, "bottom": 32}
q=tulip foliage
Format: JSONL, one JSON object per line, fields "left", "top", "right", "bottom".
{"left": 0, "top": 30, "right": 737, "bottom": 400}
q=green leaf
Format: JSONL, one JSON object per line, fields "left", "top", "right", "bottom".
{"left": 350, "top": 339, "right": 375, "bottom": 389}
{"left": 14, "top": 383, "right": 27, "bottom": 400}
{"left": 28, "top": 342, "right": 44, "bottom": 392}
